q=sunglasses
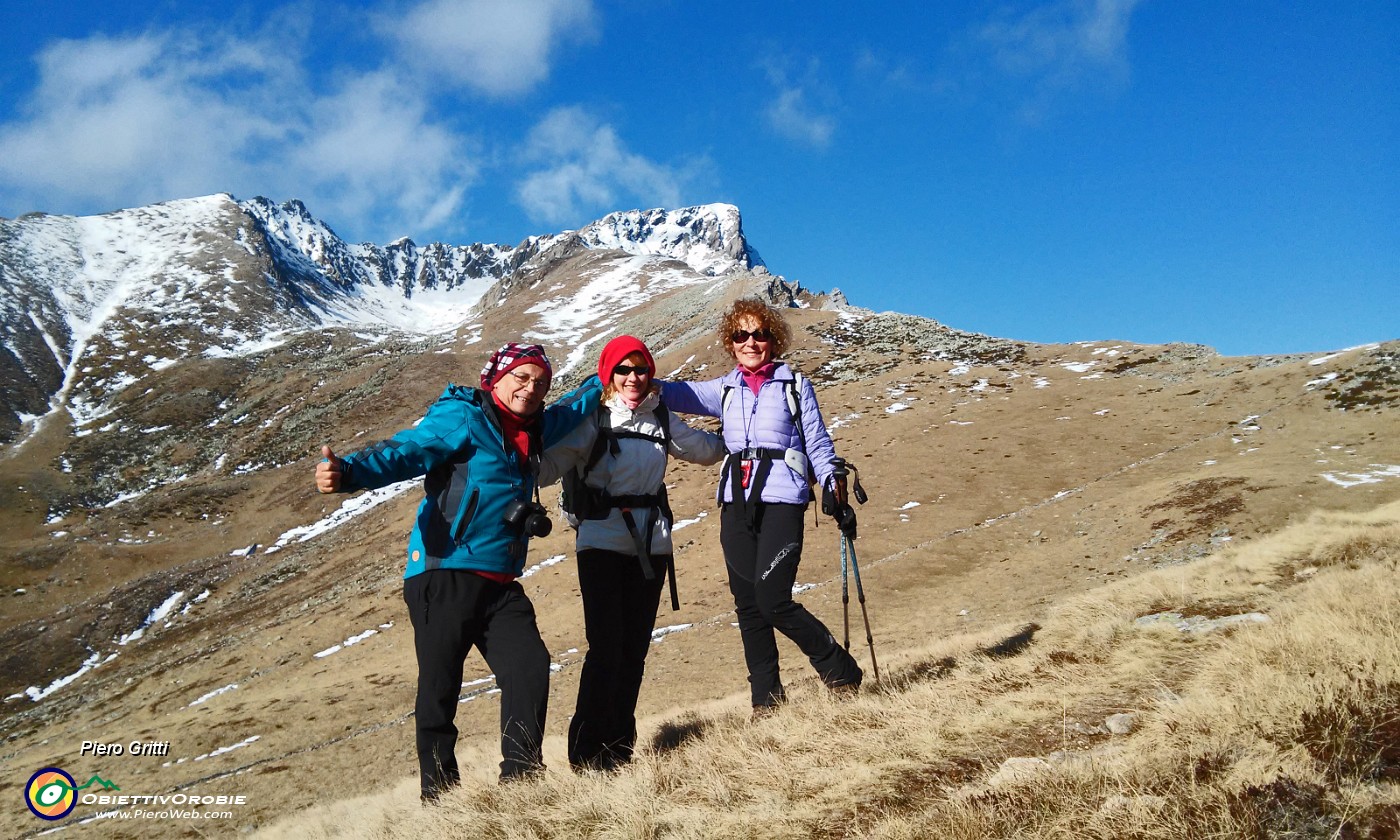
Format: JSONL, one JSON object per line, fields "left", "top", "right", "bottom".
{"left": 611, "top": 364, "right": 650, "bottom": 377}
{"left": 729, "top": 328, "right": 773, "bottom": 344}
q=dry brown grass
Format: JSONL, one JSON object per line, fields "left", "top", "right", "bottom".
{"left": 260, "top": 501, "right": 1400, "bottom": 839}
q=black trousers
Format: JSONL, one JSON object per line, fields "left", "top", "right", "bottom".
{"left": 569, "top": 548, "right": 668, "bottom": 770}
{"left": 720, "top": 501, "right": 862, "bottom": 706}
{"left": 403, "top": 569, "right": 550, "bottom": 797}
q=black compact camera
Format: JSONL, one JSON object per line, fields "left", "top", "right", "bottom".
{"left": 502, "top": 498, "right": 552, "bottom": 538}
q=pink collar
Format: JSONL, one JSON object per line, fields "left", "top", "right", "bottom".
{"left": 739, "top": 361, "right": 778, "bottom": 395}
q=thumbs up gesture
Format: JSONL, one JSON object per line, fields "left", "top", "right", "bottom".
{"left": 316, "top": 445, "right": 345, "bottom": 493}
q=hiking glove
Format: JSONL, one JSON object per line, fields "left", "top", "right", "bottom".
{"left": 834, "top": 504, "right": 858, "bottom": 538}
{"left": 822, "top": 476, "right": 849, "bottom": 515}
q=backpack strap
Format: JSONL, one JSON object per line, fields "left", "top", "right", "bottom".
{"left": 787, "top": 372, "right": 814, "bottom": 482}
{"left": 654, "top": 402, "right": 671, "bottom": 447}
{"left": 600, "top": 402, "right": 679, "bottom": 606}
{"left": 570, "top": 402, "right": 675, "bottom": 523}
{"left": 580, "top": 404, "right": 615, "bottom": 473}
{"left": 526, "top": 419, "right": 544, "bottom": 479}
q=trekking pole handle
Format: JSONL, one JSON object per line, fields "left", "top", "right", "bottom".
{"left": 829, "top": 457, "right": 850, "bottom": 508}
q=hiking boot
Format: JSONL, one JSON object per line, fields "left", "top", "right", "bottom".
{"left": 499, "top": 764, "right": 546, "bottom": 785}
{"left": 751, "top": 703, "right": 781, "bottom": 722}
{"left": 829, "top": 681, "right": 860, "bottom": 700}
{"left": 420, "top": 783, "right": 456, "bottom": 806}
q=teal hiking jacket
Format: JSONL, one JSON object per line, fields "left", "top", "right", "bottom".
{"left": 340, "top": 376, "right": 601, "bottom": 578}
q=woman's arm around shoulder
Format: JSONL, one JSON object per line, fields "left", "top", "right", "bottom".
{"left": 538, "top": 413, "right": 599, "bottom": 486}
{"left": 658, "top": 376, "right": 725, "bottom": 418}
{"left": 540, "top": 375, "right": 602, "bottom": 447}
{"left": 666, "top": 409, "right": 725, "bottom": 466}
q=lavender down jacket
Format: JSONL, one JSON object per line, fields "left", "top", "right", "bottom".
{"left": 661, "top": 363, "right": 839, "bottom": 505}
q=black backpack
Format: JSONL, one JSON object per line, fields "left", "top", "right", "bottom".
{"left": 559, "top": 403, "right": 681, "bottom": 609}
{"left": 560, "top": 403, "right": 672, "bottom": 525}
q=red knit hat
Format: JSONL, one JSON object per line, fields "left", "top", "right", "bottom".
{"left": 597, "top": 335, "right": 655, "bottom": 383}
{"left": 480, "top": 342, "right": 552, "bottom": 390}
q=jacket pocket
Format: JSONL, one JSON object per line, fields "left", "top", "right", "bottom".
{"left": 451, "top": 488, "right": 480, "bottom": 543}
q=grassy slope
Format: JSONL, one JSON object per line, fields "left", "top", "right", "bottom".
{"left": 261, "top": 500, "right": 1400, "bottom": 839}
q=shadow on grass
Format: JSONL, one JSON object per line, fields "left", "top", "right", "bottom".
{"left": 980, "top": 623, "right": 1041, "bottom": 659}
{"left": 650, "top": 716, "right": 713, "bottom": 757}
{"left": 871, "top": 623, "right": 1041, "bottom": 695}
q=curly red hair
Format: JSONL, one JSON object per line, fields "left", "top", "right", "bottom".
{"left": 718, "top": 298, "right": 791, "bottom": 360}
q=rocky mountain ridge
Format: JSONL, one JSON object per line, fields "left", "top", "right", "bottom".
{"left": 0, "top": 196, "right": 766, "bottom": 447}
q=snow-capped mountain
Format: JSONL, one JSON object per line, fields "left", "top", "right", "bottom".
{"left": 0, "top": 195, "right": 766, "bottom": 445}
{"left": 573, "top": 204, "right": 764, "bottom": 276}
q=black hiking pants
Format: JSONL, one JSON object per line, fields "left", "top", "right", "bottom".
{"left": 720, "top": 501, "right": 862, "bottom": 707}
{"left": 403, "top": 569, "right": 550, "bottom": 798}
{"left": 569, "top": 548, "right": 668, "bottom": 770}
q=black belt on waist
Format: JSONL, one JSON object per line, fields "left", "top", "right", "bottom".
{"left": 734, "top": 447, "right": 786, "bottom": 461}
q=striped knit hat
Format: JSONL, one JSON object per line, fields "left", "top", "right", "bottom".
{"left": 480, "top": 343, "right": 552, "bottom": 390}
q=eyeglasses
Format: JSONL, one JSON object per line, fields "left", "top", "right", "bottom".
{"left": 729, "top": 328, "right": 772, "bottom": 344}
{"left": 506, "top": 370, "right": 550, "bottom": 390}
{"left": 611, "top": 364, "right": 650, "bottom": 377}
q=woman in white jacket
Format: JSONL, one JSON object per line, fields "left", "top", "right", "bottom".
{"left": 541, "top": 335, "right": 724, "bottom": 771}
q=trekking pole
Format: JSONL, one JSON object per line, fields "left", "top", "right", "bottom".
{"left": 840, "top": 529, "right": 851, "bottom": 651}
{"left": 844, "top": 532, "right": 880, "bottom": 682}
{"left": 831, "top": 457, "right": 853, "bottom": 651}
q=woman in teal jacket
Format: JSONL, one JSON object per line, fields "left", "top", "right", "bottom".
{"left": 316, "top": 343, "right": 600, "bottom": 800}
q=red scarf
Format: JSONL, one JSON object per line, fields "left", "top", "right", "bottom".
{"left": 491, "top": 393, "right": 534, "bottom": 462}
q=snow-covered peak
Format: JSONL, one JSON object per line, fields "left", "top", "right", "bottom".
{"left": 574, "top": 204, "right": 763, "bottom": 277}
{"left": 240, "top": 196, "right": 349, "bottom": 263}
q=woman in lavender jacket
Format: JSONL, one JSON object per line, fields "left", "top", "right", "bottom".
{"left": 662, "top": 298, "right": 862, "bottom": 715}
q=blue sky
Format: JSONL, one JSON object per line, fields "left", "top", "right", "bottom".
{"left": 0, "top": 1, "right": 1395, "bottom": 356}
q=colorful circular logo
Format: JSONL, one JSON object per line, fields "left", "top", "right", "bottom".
{"left": 26, "top": 768, "right": 77, "bottom": 820}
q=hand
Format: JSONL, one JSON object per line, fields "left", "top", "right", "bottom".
{"left": 316, "top": 445, "right": 344, "bottom": 493}
{"left": 834, "top": 504, "right": 858, "bottom": 538}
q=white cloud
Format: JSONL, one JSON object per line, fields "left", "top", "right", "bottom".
{"left": 515, "top": 107, "right": 684, "bottom": 226}
{"left": 978, "top": 0, "right": 1144, "bottom": 112}
{"left": 286, "top": 70, "right": 476, "bottom": 239}
{"left": 761, "top": 59, "right": 836, "bottom": 148}
{"left": 385, "top": 0, "right": 597, "bottom": 97}
{"left": 765, "top": 87, "right": 836, "bottom": 148}
{"left": 0, "top": 28, "right": 475, "bottom": 243}
{"left": 0, "top": 33, "right": 293, "bottom": 212}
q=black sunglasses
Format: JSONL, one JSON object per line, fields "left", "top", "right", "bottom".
{"left": 612, "top": 364, "right": 650, "bottom": 376}
{"left": 729, "top": 328, "right": 772, "bottom": 344}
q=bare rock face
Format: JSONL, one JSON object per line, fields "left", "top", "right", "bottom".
{"left": 1105, "top": 712, "right": 1140, "bottom": 735}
